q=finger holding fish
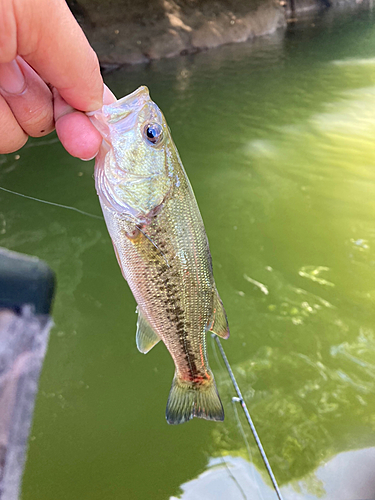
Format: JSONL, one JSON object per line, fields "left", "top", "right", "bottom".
{"left": 0, "top": 57, "right": 53, "bottom": 153}
{"left": 55, "top": 84, "right": 117, "bottom": 160}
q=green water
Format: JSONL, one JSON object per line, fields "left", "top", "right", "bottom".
{"left": 2, "top": 6, "right": 375, "bottom": 499}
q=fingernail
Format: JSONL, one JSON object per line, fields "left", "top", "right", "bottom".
{"left": 103, "top": 84, "right": 117, "bottom": 105}
{"left": 0, "top": 59, "right": 26, "bottom": 95}
{"left": 80, "top": 153, "right": 98, "bottom": 161}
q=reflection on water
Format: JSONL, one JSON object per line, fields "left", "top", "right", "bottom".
{"left": 171, "top": 456, "right": 276, "bottom": 500}
{"left": 298, "top": 266, "right": 334, "bottom": 287}
{"left": 174, "top": 447, "right": 375, "bottom": 499}
{"left": 1, "top": 5, "right": 375, "bottom": 500}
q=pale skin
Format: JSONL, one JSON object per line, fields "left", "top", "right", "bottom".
{"left": 0, "top": 0, "right": 116, "bottom": 158}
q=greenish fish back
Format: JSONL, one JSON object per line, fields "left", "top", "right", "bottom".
{"left": 166, "top": 372, "right": 224, "bottom": 425}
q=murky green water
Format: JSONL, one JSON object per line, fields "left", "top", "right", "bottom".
{"left": 2, "top": 6, "right": 375, "bottom": 499}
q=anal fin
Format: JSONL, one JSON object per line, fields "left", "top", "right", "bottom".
{"left": 136, "top": 307, "right": 160, "bottom": 354}
{"left": 208, "top": 287, "right": 230, "bottom": 339}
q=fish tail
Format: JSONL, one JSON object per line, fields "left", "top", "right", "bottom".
{"left": 166, "top": 372, "right": 224, "bottom": 425}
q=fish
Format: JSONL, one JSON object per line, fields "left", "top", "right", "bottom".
{"left": 89, "top": 86, "right": 230, "bottom": 424}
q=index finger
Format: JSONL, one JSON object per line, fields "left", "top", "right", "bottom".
{"left": 0, "top": 0, "right": 103, "bottom": 112}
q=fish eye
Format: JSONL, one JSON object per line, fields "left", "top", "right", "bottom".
{"left": 143, "top": 123, "right": 163, "bottom": 145}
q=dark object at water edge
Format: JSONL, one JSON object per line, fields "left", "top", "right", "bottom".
{"left": 0, "top": 248, "right": 55, "bottom": 500}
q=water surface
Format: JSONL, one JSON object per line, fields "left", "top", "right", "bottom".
{"left": 1, "top": 6, "right": 375, "bottom": 499}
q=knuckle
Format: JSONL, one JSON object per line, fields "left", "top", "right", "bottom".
{"left": 20, "top": 104, "right": 54, "bottom": 137}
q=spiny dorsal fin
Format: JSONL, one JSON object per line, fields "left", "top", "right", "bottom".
{"left": 136, "top": 307, "right": 161, "bottom": 354}
{"left": 208, "top": 288, "right": 230, "bottom": 339}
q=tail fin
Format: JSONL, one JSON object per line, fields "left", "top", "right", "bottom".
{"left": 166, "top": 372, "right": 224, "bottom": 425}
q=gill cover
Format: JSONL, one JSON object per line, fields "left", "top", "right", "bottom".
{"left": 90, "top": 86, "right": 172, "bottom": 220}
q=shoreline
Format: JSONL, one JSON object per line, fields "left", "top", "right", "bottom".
{"left": 68, "top": 0, "right": 370, "bottom": 70}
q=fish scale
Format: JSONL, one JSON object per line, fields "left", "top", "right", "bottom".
{"left": 90, "top": 86, "right": 230, "bottom": 424}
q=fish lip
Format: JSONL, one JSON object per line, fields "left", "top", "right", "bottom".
{"left": 89, "top": 86, "right": 159, "bottom": 141}
{"left": 102, "top": 86, "right": 151, "bottom": 119}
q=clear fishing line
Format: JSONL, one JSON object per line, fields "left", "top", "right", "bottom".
{"left": 219, "top": 453, "right": 248, "bottom": 500}
{"left": 212, "top": 334, "right": 284, "bottom": 500}
{"left": 231, "top": 400, "right": 266, "bottom": 500}
{"left": 1, "top": 181, "right": 283, "bottom": 499}
{"left": 0, "top": 185, "right": 103, "bottom": 220}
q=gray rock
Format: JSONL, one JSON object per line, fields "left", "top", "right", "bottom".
{"left": 66, "top": 0, "right": 359, "bottom": 67}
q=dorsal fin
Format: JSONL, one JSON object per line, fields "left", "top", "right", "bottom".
{"left": 136, "top": 307, "right": 161, "bottom": 353}
{"left": 208, "top": 288, "right": 230, "bottom": 339}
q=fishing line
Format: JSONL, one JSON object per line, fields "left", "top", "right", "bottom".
{"left": 212, "top": 334, "right": 284, "bottom": 500}
{"left": 136, "top": 225, "right": 170, "bottom": 268}
{"left": 1, "top": 185, "right": 170, "bottom": 267}
{"left": 0, "top": 186, "right": 103, "bottom": 220}
{"left": 219, "top": 453, "right": 247, "bottom": 500}
{"left": 232, "top": 397, "right": 253, "bottom": 463}
{"left": 2, "top": 179, "right": 280, "bottom": 500}
{"left": 211, "top": 334, "right": 268, "bottom": 499}
{"left": 232, "top": 399, "right": 266, "bottom": 500}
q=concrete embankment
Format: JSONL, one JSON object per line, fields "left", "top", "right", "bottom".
{"left": 67, "top": 0, "right": 368, "bottom": 68}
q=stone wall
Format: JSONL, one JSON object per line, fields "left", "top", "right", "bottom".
{"left": 68, "top": 0, "right": 286, "bottom": 67}
{"left": 67, "top": 0, "right": 357, "bottom": 67}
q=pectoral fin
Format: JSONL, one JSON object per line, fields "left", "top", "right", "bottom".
{"left": 112, "top": 242, "right": 128, "bottom": 281}
{"left": 208, "top": 288, "right": 230, "bottom": 339}
{"left": 136, "top": 307, "right": 161, "bottom": 354}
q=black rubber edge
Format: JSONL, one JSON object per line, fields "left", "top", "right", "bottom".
{"left": 0, "top": 248, "right": 55, "bottom": 315}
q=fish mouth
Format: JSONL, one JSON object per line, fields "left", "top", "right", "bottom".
{"left": 102, "top": 86, "right": 151, "bottom": 121}
{"left": 88, "top": 86, "right": 156, "bottom": 141}
{"left": 119, "top": 86, "right": 150, "bottom": 106}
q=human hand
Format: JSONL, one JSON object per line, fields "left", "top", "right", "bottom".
{"left": 0, "top": 0, "right": 116, "bottom": 159}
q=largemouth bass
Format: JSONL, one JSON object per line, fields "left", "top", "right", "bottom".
{"left": 90, "top": 86, "right": 229, "bottom": 424}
